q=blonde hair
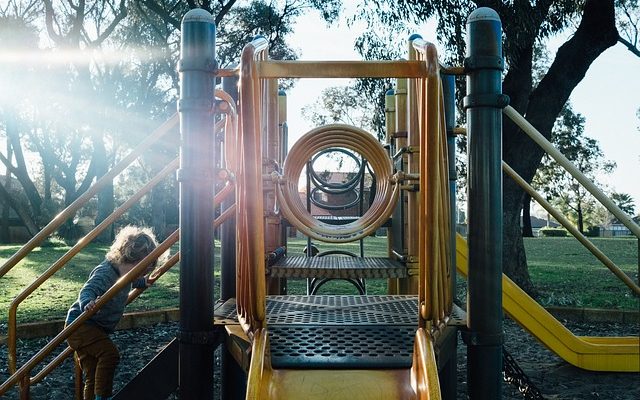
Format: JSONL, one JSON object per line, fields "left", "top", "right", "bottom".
{"left": 106, "top": 225, "right": 164, "bottom": 268}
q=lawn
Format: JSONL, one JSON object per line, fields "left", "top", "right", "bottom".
{"left": 0, "top": 235, "right": 637, "bottom": 324}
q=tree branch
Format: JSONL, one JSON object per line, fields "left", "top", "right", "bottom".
{"left": 141, "top": 0, "right": 180, "bottom": 30}
{"left": 91, "top": 0, "right": 127, "bottom": 47}
{"left": 617, "top": 35, "right": 640, "bottom": 57}
{"left": 215, "top": 0, "right": 237, "bottom": 25}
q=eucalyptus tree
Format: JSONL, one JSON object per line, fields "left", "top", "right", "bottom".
{"left": 352, "top": 0, "right": 621, "bottom": 294}
{"left": 532, "top": 104, "right": 616, "bottom": 234}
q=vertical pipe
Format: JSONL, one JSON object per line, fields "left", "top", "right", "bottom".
{"left": 440, "top": 73, "right": 458, "bottom": 400}
{"left": 278, "top": 90, "right": 289, "bottom": 294}
{"left": 385, "top": 89, "right": 398, "bottom": 295}
{"left": 465, "top": 7, "right": 504, "bottom": 400}
{"left": 178, "top": 9, "right": 216, "bottom": 399}
{"left": 220, "top": 70, "right": 242, "bottom": 400}
{"left": 220, "top": 71, "right": 238, "bottom": 301}
{"left": 405, "top": 36, "right": 421, "bottom": 295}
{"left": 442, "top": 74, "right": 457, "bottom": 305}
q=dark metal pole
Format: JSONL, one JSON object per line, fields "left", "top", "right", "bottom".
{"left": 178, "top": 9, "right": 216, "bottom": 399}
{"left": 464, "top": 7, "right": 505, "bottom": 400}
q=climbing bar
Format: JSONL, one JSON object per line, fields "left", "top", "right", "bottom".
{"left": 257, "top": 60, "right": 428, "bottom": 78}
{"left": 503, "top": 105, "right": 640, "bottom": 239}
{"left": 503, "top": 161, "right": 640, "bottom": 296}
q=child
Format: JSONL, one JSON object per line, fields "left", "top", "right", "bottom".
{"left": 65, "top": 225, "right": 164, "bottom": 400}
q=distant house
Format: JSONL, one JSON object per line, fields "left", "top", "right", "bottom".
{"left": 298, "top": 171, "right": 372, "bottom": 218}
{"left": 600, "top": 218, "right": 636, "bottom": 237}
{"left": 521, "top": 215, "right": 560, "bottom": 237}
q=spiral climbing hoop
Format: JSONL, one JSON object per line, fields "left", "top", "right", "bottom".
{"left": 275, "top": 123, "right": 399, "bottom": 243}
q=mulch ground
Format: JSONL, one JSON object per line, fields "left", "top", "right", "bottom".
{"left": 1, "top": 318, "right": 638, "bottom": 399}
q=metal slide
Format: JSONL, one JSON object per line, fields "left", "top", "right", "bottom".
{"left": 456, "top": 234, "right": 639, "bottom": 372}
{"left": 245, "top": 327, "right": 441, "bottom": 400}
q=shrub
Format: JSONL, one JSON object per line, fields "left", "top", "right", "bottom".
{"left": 40, "top": 236, "right": 68, "bottom": 248}
{"left": 539, "top": 227, "right": 568, "bottom": 237}
{"left": 585, "top": 226, "right": 600, "bottom": 237}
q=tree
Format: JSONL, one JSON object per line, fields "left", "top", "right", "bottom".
{"left": 533, "top": 104, "right": 616, "bottom": 234}
{"left": 610, "top": 192, "right": 636, "bottom": 216}
{"left": 617, "top": 0, "right": 640, "bottom": 57}
{"left": 138, "top": 0, "right": 340, "bottom": 68}
{"left": 0, "top": 11, "right": 45, "bottom": 236}
{"left": 302, "top": 85, "right": 376, "bottom": 132}
{"left": 352, "top": 0, "right": 620, "bottom": 294}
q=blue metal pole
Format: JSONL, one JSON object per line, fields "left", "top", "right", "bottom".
{"left": 178, "top": 9, "right": 216, "bottom": 399}
{"left": 464, "top": 7, "right": 506, "bottom": 400}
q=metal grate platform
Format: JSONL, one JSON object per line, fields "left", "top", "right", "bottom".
{"left": 267, "top": 256, "right": 407, "bottom": 279}
{"left": 215, "top": 295, "right": 420, "bottom": 368}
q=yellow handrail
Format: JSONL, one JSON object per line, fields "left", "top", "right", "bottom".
{"left": 411, "top": 38, "right": 452, "bottom": 329}
{"left": 1, "top": 189, "right": 236, "bottom": 395}
{"left": 6, "top": 158, "right": 179, "bottom": 374}
{"left": 503, "top": 105, "right": 640, "bottom": 239}
{"left": 236, "top": 36, "right": 269, "bottom": 335}
{"left": 503, "top": 161, "right": 640, "bottom": 295}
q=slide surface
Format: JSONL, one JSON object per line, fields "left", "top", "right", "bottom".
{"left": 246, "top": 328, "right": 441, "bottom": 400}
{"left": 456, "top": 234, "right": 639, "bottom": 372}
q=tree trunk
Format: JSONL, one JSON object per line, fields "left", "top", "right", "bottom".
{"left": 522, "top": 193, "right": 534, "bottom": 237}
{"left": 577, "top": 201, "right": 584, "bottom": 234}
{"left": 3, "top": 111, "right": 42, "bottom": 221}
{"left": 501, "top": 0, "right": 618, "bottom": 295}
{"left": 0, "top": 183, "right": 39, "bottom": 237}
{"left": 94, "top": 135, "right": 114, "bottom": 242}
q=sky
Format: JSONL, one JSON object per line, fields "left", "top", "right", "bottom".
{"left": 284, "top": 10, "right": 640, "bottom": 212}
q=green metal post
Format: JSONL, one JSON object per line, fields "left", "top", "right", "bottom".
{"left": 464, "top": 7, "right": 506, "bottom": 400}
{"left": 178, "top": 9, "right": 217, "bottom": 399}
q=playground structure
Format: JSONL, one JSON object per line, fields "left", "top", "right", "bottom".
{"left": 0, "top": 6, "right": 639, "bottom": 400}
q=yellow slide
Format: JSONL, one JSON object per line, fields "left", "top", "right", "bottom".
{"left": 246, "top": 328, "right": 441, "bottom": 400}
{"left": 456, "top": 234, "right": 639, "bottom": 372}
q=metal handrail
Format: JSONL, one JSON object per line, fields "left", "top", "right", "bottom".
{"left": 503, "top": 105, "right": 640, "bottom": 239}
{"left": 235, "top": 37, "right": 269, "bottom": 335}
{"left": 503, "top": 162, "right": 640, "bottom": 295}
{"left": 411, "top": 37, "right": 452, "bottom": 329}
{"left": 6, "top": 158, "right": 179, "bottom": 374}
{"left": 0, "top": 186, "right": 236, "bottom": 395}
{"left": 1, "top": 98, "right": 238, "bottom": 395}
{"left": 29, "top": 198, "right": 236, "bottom": 387}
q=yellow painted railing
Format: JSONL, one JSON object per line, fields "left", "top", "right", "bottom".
{"left": 235, "top": 36, "right": 269, "bottom": 335}
{"left": 411, "top": 38, "right": 452, "bottom": 330}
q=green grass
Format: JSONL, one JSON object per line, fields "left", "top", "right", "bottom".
{"left": 0, "top": 235, "right": 637, "bottom": 324}
{"left": 524, "top": 237, "right": 638, "bottom": 310}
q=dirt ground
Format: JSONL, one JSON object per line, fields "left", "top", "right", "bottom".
{"left": 1, "top": 318, "right": 638, "bottom": 399}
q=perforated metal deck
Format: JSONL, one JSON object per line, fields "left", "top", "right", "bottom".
{"left": 215, "top": 295, "right": 419, "bottom": 368}
{"left": 267, "top": 256, "right": 407, "bottom": 279}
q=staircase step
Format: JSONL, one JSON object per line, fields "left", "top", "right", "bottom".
{"left": 268, "top": 256, "right": 406, "bottom": 279}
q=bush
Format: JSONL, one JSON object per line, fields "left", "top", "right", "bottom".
{"left": 40, "top": 236, "right": 68, "bottom": 248}
{"left": 585, "top": 226, "right": 600, "bottom": 237}
{"left": 539, "top": 227, "right": 568, "bottom": 237}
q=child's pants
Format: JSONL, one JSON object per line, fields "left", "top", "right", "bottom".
{"left": 67, "top": 323, "right": 120, "bottom": 400}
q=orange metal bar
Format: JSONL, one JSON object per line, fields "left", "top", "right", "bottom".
{"left": 236, "top": 37, "right": 268, "bottom": 335}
